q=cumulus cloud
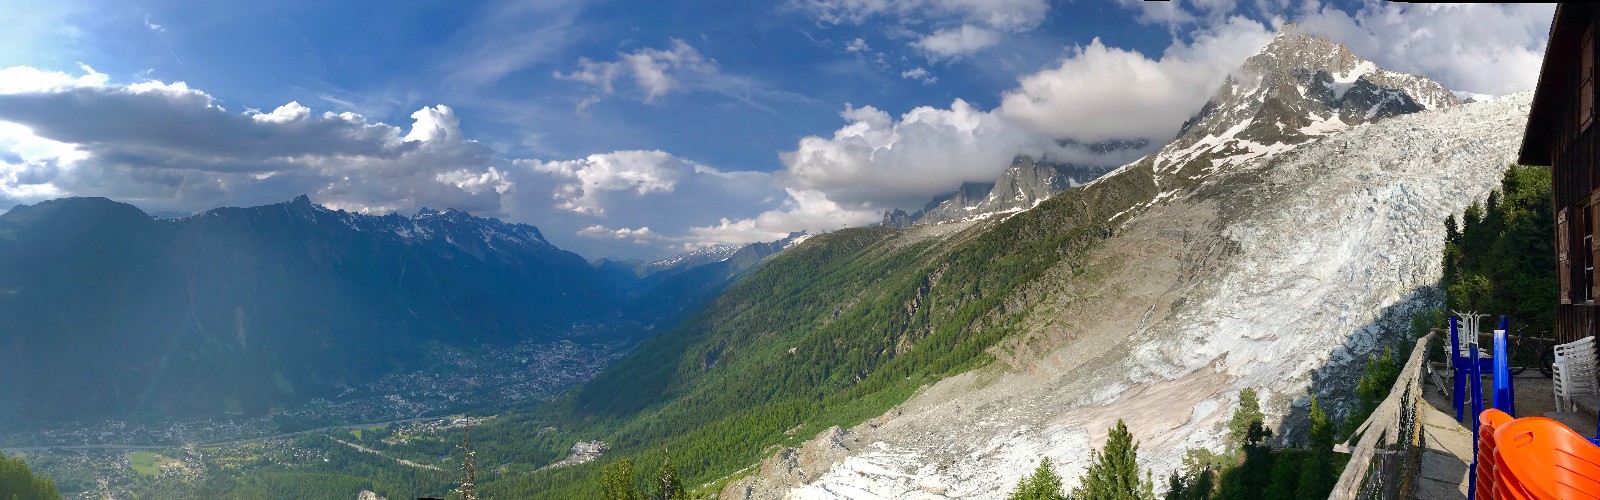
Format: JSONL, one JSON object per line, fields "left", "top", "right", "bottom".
{"left": 0, "top": 65, "right": 501, "bottom": 217}
{"left": 901, "top": 67, "right": 938, "bottom": 84}
{"left": 913, "top": 24, "right": 1002, "bottom": 59}
{"left": 0, "top": 64, "right": 109, "bottom": 93}
{"left": 846, "top": 38, "right": 871, "bottom": 52}
{"left": 687, "top": 188, "right": 881, "bottom": 245}
{"left": 555, "top": 39, "right": 720, "bottom": 105}
{"left": 1295, "top": 2, "right": 1553, "bottom": 95}
{"left": 700, "top": 94, "right": 1155, "bottom": 249}
{"left": 578, "top": 224, "right": 660, "bottom": 245}
{"left": 502, "top": 149, "right": 785, "bottom": 254}
{"left": 520, "top": 150, "right": 694, "bottom": 215}
{"left": 998, "top": 16, "right": 1274, "bottom": 142}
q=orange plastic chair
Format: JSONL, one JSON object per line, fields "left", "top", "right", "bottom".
{"left": 1493, "top": 416, "right": 1600, "bottom": 499}
{"left": 1478, "top": 409, "right": 1515, "bottom": 500}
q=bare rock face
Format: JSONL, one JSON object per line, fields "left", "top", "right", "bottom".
{"left": 723, "top": 426, "right": 858, "bottom": 499}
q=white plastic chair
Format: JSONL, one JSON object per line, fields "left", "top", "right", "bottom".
{"left": 1553, "top": 336, "right": 1597, "bottom": 411}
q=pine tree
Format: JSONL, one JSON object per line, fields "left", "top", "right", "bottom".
{"left": 1294, "top": 398, "right": 1335, "bottom": 499}
{"left": 1226, "top": 388, "right": 1270, "bottom": 451}
{"left": 453, "top": 421, "right": 478, "bottom": 500}
{"left": 1444, "top": 214, "right": 1461, "bottom": 245}
{"left": 1261, "top": 451, "right": 1301, "bottom": 500}
{"left": 1074, "top": 420, "right": 1155, "bottom": 500}
{"left": 651, "top": 460, "right": 685, "bottom": 500}
{"left": 599, "top": 459, "right": 636, "bottom": 500}
{"left": 1007, "top": 458, "right": 1067, "bottom": 500}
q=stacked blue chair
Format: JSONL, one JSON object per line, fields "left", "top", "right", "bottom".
{"left": 1453, "top": 315, "right": 1496, "bottom": 423}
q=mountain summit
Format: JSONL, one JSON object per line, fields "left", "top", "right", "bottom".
{"left": 1153, "top": 25, "right": 1461, "bottom": 180}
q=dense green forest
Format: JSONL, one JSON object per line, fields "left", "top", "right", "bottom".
{"left": 1160, "top": 389, "right": 1344, "bottom": 500}
{"left": 1439, "top": 165, "right": 1556, "bottom": 333}
{"left": 1000, "top": 388, "right": 1347, "bottom": 500}
{"left": 0, "top": 452, "right": 60, "bottom": 500}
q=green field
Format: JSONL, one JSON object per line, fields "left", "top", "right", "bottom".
{"left": 128, "top": 451, "right": 177, "bottom": 477}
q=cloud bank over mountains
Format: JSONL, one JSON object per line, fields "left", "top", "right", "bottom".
{"left": 0, "top": 2, "right": 1557, "bottom": 259}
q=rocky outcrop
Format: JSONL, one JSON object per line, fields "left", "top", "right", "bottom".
{"left": 885, "top": 156, "right": 1114, "bottom": 227}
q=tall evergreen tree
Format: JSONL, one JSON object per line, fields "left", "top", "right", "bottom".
{"left": 1261, "top": 451, "right": 1302, "bottom": 499}
{"left": 1074, "top": 420, "right": 1155, "bottom": 500}
{"left": 1226, "top": 388, "right": 1270, "bottom": 451}
{"left": 1294, "top": 398, "right": 1335, "bottom": 499}
{"left": 651, "top": 460, "right": 686, "bottom": 500}
{"left": 599, "top": 459, "right": 636, "bottom": 500}
{"left": 1007, "top": 458, "right": 1067, "bottom": 500}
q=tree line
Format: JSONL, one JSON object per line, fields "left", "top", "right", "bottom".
{"left": 1005, "top": 388, "right": 1343, "bottom": 500}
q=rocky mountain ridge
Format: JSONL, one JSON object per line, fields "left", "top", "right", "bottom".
{"left": 882, "top": 156, "right": 1116, "bottom": 228}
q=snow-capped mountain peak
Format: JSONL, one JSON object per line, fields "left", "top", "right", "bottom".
{"left": 1151, "top": 25, "right": 1461, "bottom": 182}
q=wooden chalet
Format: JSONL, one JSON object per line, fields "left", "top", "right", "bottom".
{"left": 1521, "top": 5, "right": 1600, "bottom": 343}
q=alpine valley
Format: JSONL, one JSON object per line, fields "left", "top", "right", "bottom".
{"left": 0, "top": 26, "right": 1535, "bottom": 500}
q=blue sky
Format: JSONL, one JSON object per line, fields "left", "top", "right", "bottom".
{"left": 0, "top": 0, "right": 1558, "bottom": 259}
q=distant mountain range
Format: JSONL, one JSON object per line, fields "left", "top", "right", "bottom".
{"left": 0, "top": 195, "right": 799, "bottom": 422}
{"left": 881, "top": 155, "right": 1121, "bottom": 227}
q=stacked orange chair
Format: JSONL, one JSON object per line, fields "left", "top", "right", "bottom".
{"left": 1491, "top": 416, "right": 1600, "bottom": 499}
{"left": 1478, "top": 408, "right": 1515, "bottom": 499}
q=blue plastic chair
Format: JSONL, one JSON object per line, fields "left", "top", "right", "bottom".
{"left": 1453, "top": 316, "right": 1495, "bottom": 423}
{"left": 1491, "top": 316, "right": 1516, "bottom": 417}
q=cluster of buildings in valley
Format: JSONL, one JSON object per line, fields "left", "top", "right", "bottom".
{"left": 3, "top": 338, "right": 629, "bottom": 498}
{"left": 2, "top": 339, "right": 623, "bottom": 449}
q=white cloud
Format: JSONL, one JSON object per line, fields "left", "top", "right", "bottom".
{"left": 997, "top": 16, "right": 1274, "bottom": 142}
{"left": 0, "top": 65, "right": 501, "bottom": 218}
{"left": 501, "top": 149, "right": 785, "bottom": 254}
{"left": 1295, "top": 2, "right": 1554, "bottom": 95}
{"left": 556, "top": 39, "right": 719, "bottom": 104}
{"left": 912, "top": 24, "right": 1002, "bottom": 59}
{"left": 250, "top": 101, "right": 311, "bottom": 124}
{"left": 578, "top": 224, "right": 660, "bottom": 245}
{"left": 0, "top": 64, "right": 109, "bottom": 94}
{"left": 777, "top": 99, "right": 1136, "bottom": 211}
{"left": 521, "top": 150, "right": 692, "bottom": 215}
{"left": 901, "top": 67, "right": 938, "bottom": 84}
{"left": 846, "top": 38, "right": 871, "bottom": 52}
{"left": 687, "top": 188, "right": 881, "bottom": 245}
{"left": 143, "top": 14, "right": 166, "bottom": 33}
{"left": 795, "top": 0, "right": 1049, "bottom": 59}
